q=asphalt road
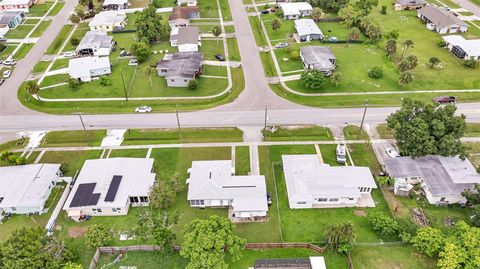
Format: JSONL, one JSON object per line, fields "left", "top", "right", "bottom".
{"left": 0, "top": 0, "right": 479, "bottom": 134}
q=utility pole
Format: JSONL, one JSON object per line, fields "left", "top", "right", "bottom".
{"left": 358, "top": 99, "right": 368, "bottom": 138}
{"left": 121, "top": 69, "right": 128, "bottom": 101}
{"left": 77, "top": 107, "right": 91, "bottom": 146}
{"left": 176, "top": 105, "right": 182, "bottom": 142}
{"left": 264, "top": 105, "right": 268, "bottom": 130}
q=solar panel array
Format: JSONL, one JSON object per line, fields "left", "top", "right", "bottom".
{"left": 105, "top": 175, "right": 122, "bottom": 202}
{"left": 254, "top": 258, "right": 311, "bottom": 268}
{"left": 69, "top": 183, "right": 101, "bottom": 207}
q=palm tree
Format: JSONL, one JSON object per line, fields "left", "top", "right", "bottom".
{"left": 400, "top": 40, "right": 414, "bottom": 61}
{"left": 324, "top": 222, "right": 357, "bottom": 254}
{"left": 399, "top": 72, "right": 414, "bottom": 86}
{"left": 212, "top": 25, "right": 221, "bottom": 45}
{"left": 429, "top": 57, "right": 441, "bottom": 68}
{"left": 144, "top": 66, "right": 155, "bottom": 87}
{"left": 25, "top": 81, "right": 40, "bottom": 100}
{"left": 384, "top": 39, "right": 397, "bottom": 60}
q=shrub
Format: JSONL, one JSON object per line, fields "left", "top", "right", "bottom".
{"left": 67, "top": 77, "right": 81, "bottom": 89}
{"left": 60, "top": 163, "right": 69, "bottom": 175}
{"left": 300, "top": 70, "right": 327, "bottom": 90}
{"left": 70, "top": 37, "right": 80, "bottom": 46}
{"left": 368, "top": 66, "right": 383, "bottom": 79}
{"left": 464, "top": 58, "right": 478, "bottom": 69}
{"left": 99, "top": 76, "right": 112, "bottom": 86}
{"left": 368, "top": 213, "right": 401, "bottom": 237}
{"left": 290, "top": 49, "right": 299, "bottom": 60}
{"left": 275, "top": 8, "right": 283, "bottom": 17}
{"left": 381, "top": 5, "right": 387, "bottom": 14}
{"left": 187, "top": 79, "right": 198, "bottom": 90}
{"left": 436, "top": 40, "right": 446, "bottom": 47}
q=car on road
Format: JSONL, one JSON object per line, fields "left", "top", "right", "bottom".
{"left": 433, "top": 96, "right": 456, "bottom": 104}
{"left": 3, "top": 59, "right": 16, "bottom": 66}
{"left": 275, "top": 42, "right": 288, "bottom": 48}
{"left": 3, "top": 70, "right": 11, "bottom": 78}
{"left": 135, "top": 106, "right": 152, "bottom": 113}
{"left": 385, "top": 148, "right": 400, "bottom": 158}
{"left": 215, "top": 54, "right": 225, "bottom": 61}
{"left": 0, "top": 78, "right": 4, "bottom": 85}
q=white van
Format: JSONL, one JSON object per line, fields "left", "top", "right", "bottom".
{"left": 336, "top": 144, "right": 346, "bottom": 164}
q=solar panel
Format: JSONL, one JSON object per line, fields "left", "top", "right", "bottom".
{"left": 105, "top": 175, "right": 122, "bottom": 202}
{"left": 69, "top": 183, "right": 101, "bottom": 207}
{"left": 253, "top": 258, "right": 311, "bottom": 268}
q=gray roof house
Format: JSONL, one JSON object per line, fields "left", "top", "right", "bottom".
{"left": 384, "top": 155, "right": 480, "bottom": 205}
{"left": 300, "top": 46, "right": 336, "bottom": 76}
{"left": 187, "top": 160, "right": 268, "bottom": 221}
{"left": 0, "top": 164, "right": 62, "bottom": 215}
{"left": 169, "top": 26, "right": 201, "bottom": 52}
{"left": 168, "top": 6, "right": 200, "bottom": 28}
{"left": 394, "top": 0, "right": 427, "bottom": 11}
{"left": 417, "top": 6, "right": 469, "bottom": 34}
{"left": 156, "top": 52, "right": 203, "bottom": 87}
{"left": 294, "top": 19, "right": 323, "bottom": 42}
{"left": 63, "top": 158, "right": 155, "bottom": 220}
{"left": 282, "top": 155, "right": 377, "bottom": 209}
{"left": 76, "top": 30, "right": 114, "bottom": 57}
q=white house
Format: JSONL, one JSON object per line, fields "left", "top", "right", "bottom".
{"left": 0, "top": 164, "right": 62, "bottom": 215}
{"left": 89, "top": 10, "right": 127, "bottom": 32}
{"left": 68, "top": 56, "right": 111, "bottom": 82}
{"left": 63, "top": 158, "right": 155, "bottom": 221}
{"left": 0, "top": 0, "right": 34, "bottom": 12}
{"left": 102, "top": 0, "right": 128, "bottom": 10}
{"left": 170, "top": 26, "right": 201, "bottom": 52}
{"left": 76, "top": 31, "right": 114, "bottom": 57}
{"left": 187, "top": 160, "right": 268, "bottom": 221}
{"left": 177, "top": 0, "right": 197, "bottom": 6}
{"left": 442, "top": 35, "right": 480, "bottom": 61}
{"left": 384, "top": 155, "right": 480, "bottom": 205}
{"left": 278, "top": 2, "right": 312, "bottom": 20}
{"left": 282, "top": 155, "right": 377, "bottom": 209}
{"left": 417, "top": 6, "right": 468, "bottom": 34}
{"left": 294, "top": 19, "right": 323, "bottom": 42}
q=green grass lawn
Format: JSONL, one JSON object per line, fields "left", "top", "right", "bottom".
{"left": 122, "top": 128, "right": 243, "bottom": 145}
{"left": 235, "top": 146, "right": 250, "bottom": 175}
{"left": 30, "top": 20, "right": 52, "bottom": 38}
{"left": 41, "top": 130, "right": 106, "bottom": 147}
{"left": 351, "top": 245, "right": 437, "bottom": 269}
{"left": 0, "top": 44, "right": 17, "bottom": 59}
{"left": 62, "top": 23, "right": 89, "bottom": 52}
{"left": 466, "top": 123, "right": 480, "bottom": 137}
{"left": 261, "top": 51, "right": 277, "bottom": 77}
{"left": 377, "top": 122, "right": 480, "bottom": 138}
{"left": 344, "top": 125, "right": 369, "bottom": 140}
{"left": 202, "top": 65, "right": 228, "bottom": 76}
{"left": 50, "top": 58, "right": 69, "bottom": 70}
{"left": 376, "top": 123, "right": 395, "bottom": 139}
{"left": 46, "top": 24, "right": 73, "bottom": 54}
{"left": 0, "top": 138, "right": 28, "bottom": 152}
{"left": 40, "top": 74, "right": 66, "bottom": 87}
{"left": 219, "top": 0, "right": 232, "bottom": 20}
{"left": 13, "top": 43, "right": 34, "bottom": 59}
{"left": 48, "top": 1, "right": 65, "bottom": 16}
{"left": 5, "top": 24, "right": 34, "bottom": 39}
{"left": 108, "top": 149, "right": 148, "bottom": 158}
{"left": 28, "top": 2, "right": 54, "bottom": 17}
{"left": 201, "top": 39, "right": 225, "bottom": 60}
{"left": 32, "top": 60, "right": 51, "bottom": 73}
{"left": 261, "top": 13, "right": 294, "bottom": 41}
{"left": 274, "top": 48, "right": 304, "bottom": 72}
{"left": 249, "top": 16, "right": 268, "bottom": 46}
{"left": 199, "top": 0, "right": 220, "bottom": 18}
{"left": 40, "top": 150, "right": 102, "bottom": 177}
{"left": 263, "top": 125, "right": 333, "bottom": 141}
{"left": 227, "top": 37, "right": 241, "bottom": 61}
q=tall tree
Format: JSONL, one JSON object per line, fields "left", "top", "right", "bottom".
{"left": 386, "top": 98, "right": 468, "bottom": 159}
{"left": 354, "top": 0, "right": 378, "bottom": 16}
{"left": 311, "top": 7, "right": 324, "bottom": 22}
{"left": 338, "top": 4, "right": 360, "bottom": 27}
{"left": 136, "top": 5, "right": 170, "bottom": 43}
{"left": 324, "top": 222, "right": 356, "bottom": 254}
{"left": 300, "top": 70, "right": 327, "bottom": 90}
{"left": 331, "top": 72, "right": 343, "bottom": 87}
{"left": 180, "top": 216, "right": 246, "bottom": 269}
{"left": 144, "top": 66, "right": 156, "bottom": 86}
{"left": 348, "top": 27, "right": 360, "bottom": 41}
{"left": 85, "top": 225, "right": 112, "bottom": 249}
{"left": 428, "top": 56, "right": 441, "bottom": 68}
{"left": 131, "top": 41, "right": 151, "bottom": 63}
{"left": 398, "top": 71, "right": 413, "bottom": 86}
{"left": 26, "top": 80, "right": 40, "bottom": 100}
{"left": 149, "top": 180, "right": 177, "bottom": 210}
{"left": 135, "top": 209, "right": 179, "bottom": 253}
{"left": 405, "top": 55, "right": 418, "bottom": 70}
{"left": 384, "top": 38, "right": 397, "bottom": 59}
{"left": 271, "top": 18, "right": 282, "bottom": 32}
{"left": 212, "top": 25, "right": 221, "bottom": 45}
{"left": 400, "top": 39, "right": 414, "bottom": 60}
{"left": 411, "top": 226, "right": 445, "bottom": 257}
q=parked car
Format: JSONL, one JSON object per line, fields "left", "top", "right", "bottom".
{"left": 261, "top": 9, "right": 270, "bottom": 14}
{"left": 336, "top": 144, "right": 346, "bottom": 164}
{"left": 215, "top": 54, "right": 225, "bottom": 61}
{"left": 0, "top": 78, "right": 4, "bottom": 85}
{"left": 433, "top": 96, "right": 456, "bottom": 104}
{"left": 3, "top": 70, "right": 11, "bottom": 78}
{"left": 63, "top": 51, "right": 76, "bottom": 58}
{"left": 385, "top": 148, "right": 400, "bottom": 158}
{"left": 135, "top": 106, "right": 152, "bottom": 113}
{"left": 0, "top": 36, "right": 7, "bottom": 42}
{"left": 275, "top": 42, "right": 289, "bottom": 48}
{"left": 3, "top": 59, "right": 16, "bottom": 66}
{"left": 329, "top": 36, "right": 339, "bottom": 42}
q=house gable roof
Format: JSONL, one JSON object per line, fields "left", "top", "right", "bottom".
{"left": 417, "top": 6, "right": 468, "bottom": 28}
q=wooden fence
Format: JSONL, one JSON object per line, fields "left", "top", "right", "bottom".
{"left": 89, "top": 243, "right": 326, "bottom": 269}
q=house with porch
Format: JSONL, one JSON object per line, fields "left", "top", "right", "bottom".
{"left": 68, "top": 56, "right": 111, "bottom": 82}
{"left": 186, "top": 160, "right": 268, "bottom": 221}
{"left": 156, "top": 51, "right": 202, "bottom": 87}
{"left": 417, "top": 6, "right": 469, "bottom": 34}
{"left": 294, "top": 19, "right": 323, "bottom": 42}
{"left": 169, "top": 26, "right": 201, "bottom": 52}
{"left": 0, "top": 11, "right": 24, "bottom": 37}
{"left": 278, "top": 2, "right": 312, "bottom": 20}
{"left": 442, "top": 35, "right": 480, "bottom": 61}
{"left": 282, "top": 155, "right": 377, "bottom": 209}
{"left": 89, "top": 10, "right": 127, "bottom": 31}
{"left": 300, "top": 46, "right": 336, "bottom": 76}
{"left": 76, "top": 30, "right": 114, "bottom": 57}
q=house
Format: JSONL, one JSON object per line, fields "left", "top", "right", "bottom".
{"left": 68, "top": 56, "right": 111, "bottom": 82}
{"left": 294, "top": 19, "right": 323, "bottom": 42}
{"left": 177, "top": 0, "right": 197, "bottom": 6}
{"left": 0, "top": 11, "right": 24, "bottom": 37}
{"left": 282, "top": 155, "right": 377, "bottom": 209}
{"left": 168, "top": 6, "right": 200, "bottom": 28}
{"left": 278, "top": 2, "right": 312, "bottom": 20}
{"left": 0, "top": 164, "right": 63, "bottom": 215}
{"left": 394, "top": 0, "right": 427, "bottom": 11}
{"left": 89, "top": 10, "right": 127, "bottom": 32}
{"left": 156, "top": 52, "right": 203, "bottom": 87}
{"left": 254, "top": 256, "right": 326, "bottom": 269}
{"left": 186, "top": 160, "right": 268, "bottom": 221}
{"left": 384, "top": 155, "right": 480, "bottom": 205}
{"left": 102, "top": 0, "right": 128, "bottom": 10}
{"left": 0, "top": 0, "right": 34, "bottom": 12}
{"left": 170, "top": 26, "right": 201, "bottom": 52}
{"left": 417, "top": 6, "right": 469, "bottom": 34}
{"left": 442, "top": 35, "right": 480, "bottom": 60}
{"left": 63, "top": 158, "right": 155, "bottom": 220}
{"left": 76, "top": 31, "right": 114, "bottom": 57}
{"left": 300, "top": 46, "right": 336, "bottom": 76}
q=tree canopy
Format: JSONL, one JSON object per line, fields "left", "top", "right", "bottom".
{"left": 300, "top": 70, "right": 327, "bottom": 89}
{"left": 136, "top": 5, "right": 170, "bottom": 43}
{"left": 180, "top": 216, "right": 246, "bottom": 269}
{"left": 323, "top": 222, "right": 356, "bottom": 254}
{"left": 386, "top": 99, "right": 468, "bottom": 159}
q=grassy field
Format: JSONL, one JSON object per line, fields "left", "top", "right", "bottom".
{"left": 30, "top": 20, "right": 52, "bottom": 38}
{"left": 41, "top": 130, "right": 106, "bottom": 147}
{"left": 249, "top": 16, "right": 268, "bottom": 46}
{"left": 14, "top": 43, "right": 34, "bottom": 59}
{"left": 235, "top": 146, "right": 250, "bottom": 175}
{"left": 227, "top": 37, "right": 241, "bottom": 61}
{"left": 344, "top": 125, "right": 369, "bottom": 140}
{"left": 40, "top": 150, "right": 102, "bottom": 176}
{"left": 108, "top": 149, "right": 148, "bottom": 158}
{"left": 48, "top": 1, "right": 65, "bottom": 16}
{"left": 263, "top": 125, "right": 333, "bottom": 141}
{"left": 351, "top": 245, "right": 436, "bottom": 269}
{"left": 50, "top": 58, "right": 69, "bottom": 70}
{"left": 466, "top": 123, "right": 480, "bottom": 137}
{"left": 46, "top": 24, "right": 74, "bottom": 54}
{"left": 32, "top": 60, "right": 51, "bottom": 73}
{"left": 377, "top": 122, "right": 480, "bottom": 138}
{"left": 122, "top": 128, "right": 243, "bottom": 145}
{"left": 28, "top": 2, "right": 54, "bottom": 17}
{"left": 5, "top": 24, "right": 34, "bottom": 39}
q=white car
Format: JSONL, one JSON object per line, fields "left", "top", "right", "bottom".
{"left": 135, "top": 106, "right": 152, "bottom": 113}
{"left": 3, "top": 59, "right": 16, "bottom": 66}
{"left": 3, "top": 69, "right": 11, "bottom": 78}
{"left": 385, "top": 148, "right": 400, "bottom": 158}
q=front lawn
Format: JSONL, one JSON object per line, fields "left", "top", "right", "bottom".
{"left": 46, "top": 24, "right": 74, "bottom": 54}
{"left": 108, "top": 149, "right": 148, "bottom": 158}
{"left": 201, "top": 39, "right": 225, "bottom": 60}
{"left": 122, "top": 128, "right": 243, "bottom": 145}
{"left": 235, "top": 146, "right": 250, "bottom": 175}
{"left": 263, "top": 125, "right": 333, "bottom": 141}
{"left": 376, "top": 123, "right": 395, "bottom": 139}
{"left": 465, "top": 123, "right": 480, "bottom": 137}
{"left": 14, "top": 43, "right": 34, "bottom": 59}
{"left": 28, "top": 2, "right": 54, "bottom": 17}
{"left": 344, "top": 125, "right": 369, "bottom": 140}
{"left": 5, "top": 24, "right": 34, "bottom": 39}
{"left": 41, "top": 130, "right": 107, "bottom": 147}
{"left": 50, "top": 58, "right": 69, "bottom": 70}
{"left": 30, "top": 20, "right": 52, "bottom": 38}
{"left": 39, "top": 150, "right": 102, "bottom": 177}
{"left": 32, "top": 60, "right": 51, "bottom": 73}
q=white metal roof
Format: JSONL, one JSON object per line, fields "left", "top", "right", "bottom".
{"left": 63, "top": 158, "right": 155, "bottom": 210}
{"left": 282, "top": 155, "right": 377, "bottom": 202}
{"left": 76, "top": 31, "right": 113, "bottom": 51}
{"left": 187, "top": 160, "right": 268, "bottom": 212}
{"left": 0, "top": 164, "right": 60, "bottom": 208}
{"left": 309, "top": 257, "right": 327, "bottom": 269}
{"left": 442, "top": 35, "right": 480, "bottom": 57}
{"left": 68, "top": 56, "right": 111, "bottom": 79}
{"left": 279, "top": 2, "right": 312, "bottom": 16}
{"left": 89, "top": 11, "right": 126, "bottom": 27}
{"left": 0, "top": 0, "right": 31, "bottom": 6}
{"left": 294, "top": 19, "right": 323, "bottom": 37}
{"left": 103, "top": 0, "right": 128, "bottom": 6}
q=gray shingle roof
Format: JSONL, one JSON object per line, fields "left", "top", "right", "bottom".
{"left": 177, "top": 26, "right": 199, "bottom": 45}
{"left": 76, "top": 31, "right": 113, "bottom": 51}
{"left": 300, "top": 46, "right": 335, "bottom": 71}
{"left": 418, "top": 6, "right": 468, "bottom": 28}
{"left": 156, "top": 52, "right": 203, "bottom": 79}
{"left": 395, "top": 0, "right": 427, "bottom": 6}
